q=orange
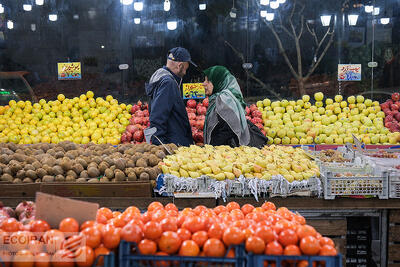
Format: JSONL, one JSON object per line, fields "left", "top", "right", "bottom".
{"left": 222, "top": 227, "right": 245, "bottom": 246}
{"left": 179, "top": 240, "right": 200, "bottom": 256}
{"left": 278, "top": 229, "right": 299, "bottom": 247}
{"left": 158, "top": 231, "right": 182, "bottom": 254}
{"left": 192, "top": 231, "right": 208, "bottom": 248}
{"left": 138, "top": 239, "right": 157, "bottom": 255}
{"left": 245, "top": 236, "right": 265, "bottom": 254}
{"left": 300, "top": 236, "right": 321, "bottom": 255}
{"left": 203, "top": 238, "right": 226, "bottom": 257}
{"left": 265, "top": 241, "right": 283, "bottom": 255}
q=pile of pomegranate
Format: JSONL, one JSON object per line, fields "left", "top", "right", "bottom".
{"left": 381, "top": 92, "right": 400, "bottom": 133}
{"left": 121, "top": 101, "right": 149, "bottom": 144}
{"left": 186, "top": 98, "right": 208, "bottom": 145}
{"left": 246, "top": 104, "right": 266, "bottom": 135}
{"left": 0, "top": 201, "right": 36, "bottom": 226}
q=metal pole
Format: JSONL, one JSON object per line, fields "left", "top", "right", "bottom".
{"left": 371, "top": 0, "right": 376, "bottom": 99}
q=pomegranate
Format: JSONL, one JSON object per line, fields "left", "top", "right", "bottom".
{"left": 131, "top": 105, "right": 140, "bottom": 114}
{"left": 187, "top": 99, "right": 197, "bottom": 108}
{"left": 202, "top": 98, "right": 209, "bottom": 107}
{"left": 392, "top": 92, "right": 400, "bottom": 102}
{"left": 15, "top": 201, "right": 35, "bottom": 218}
{"left": 133, "top": 130, "right": 144, "bottom": 142}
{"left": 126, "top": 125, "right": 139, "bottom": 134}
{"left": 0, "top": 202, "right": 15, "bottom": 218}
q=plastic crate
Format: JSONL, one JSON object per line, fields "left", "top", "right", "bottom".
{"left": 119, "top": 240, "right": 246, "bottom": 267}
{"left": 389, "top": 170, "right": 400, "bottom": 198}
{"left": 247, "top": 254, "right": 342, "bottom": 267}
{"left": 322, "top": 171, "right": 389, "bottom": 200}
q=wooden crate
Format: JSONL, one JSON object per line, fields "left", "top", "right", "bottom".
{"left": 39, "top": 182, "right": 152, "bottom": 198}
{"left": 307, "top": 219, "right": 347, "bottom": 237}
{"left": 0, "top": 183, "right": 41, "bottom": 198}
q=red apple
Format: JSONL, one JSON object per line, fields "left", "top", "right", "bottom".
{"left": 245, "top": 116, "right": 251, "bottom": 121}
{"left": 187, "top": 99, "right": 197, "bottom": 108}
{"left": 135, "top": 110, "right": 144, "bottom": 117}
{"left": 193, "top": 132, "right": 204, "bottom": 143}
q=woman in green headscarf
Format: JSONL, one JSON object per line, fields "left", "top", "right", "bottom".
{"left": 202, "top": 66, "right": 250, "bottom": 146}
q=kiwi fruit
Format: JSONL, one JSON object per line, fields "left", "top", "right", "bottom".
{"left": 127, "top": 172, "right": 137, "bottom": 181}
{"left": 148, "top": 155, "right": 160, "bottom": 167}
{"left": 55, "top": 151, "right": 64, "bottom": 159}
{"left": 23, "top": 178, "right": 33, "bottom": 183}
{"left": 26, "top": 170, "right": 37, "bottom": 180}
{"left": 99, "top": 177, "right": 109, "bottom": 183}
{"left": 42, "top": 156, "right": 56, "bottom": 167}
{"left": 155, "top": 150, "right": 166, "bottom": 159}
{"left": 87, "top": 162, "right": 98, "bottom": 170}
{"left": 10, "top": 162, "right": 22, "bottom": 175}
{"left": 36, "top": 168, "right": 47, "bottom": 178}
{"left": 55, "top": 175, "right": 65, "bottom": 182}
{"left": 25, "top": 157, "right": 36, "bottom": 164}
{"left": 76, "top": 178, "right": 87, "bottom": 183}
{"left": 13, "top": 153, "right": 25, "bottom": 162}
{"left": 114, "top": 170, "right": 126, "bottom": 182}
{"left": 66, "top": 170, "right": 77, "bottom": 179}
{"left": 76, "top": 158, "right": 88, "bottom": 169}
{"left": 92, "top": 156, "right": 102, "bottom": 165}
{"left": 52, "top": 166, "right": 64, "bottom": 176}
{"left": 98, "top": 162, "right": 109, "bottom": 174}
{"left": 65, "top": 175, "right": 76, "bottom": 182}
{"left": 125, "top": 148, "right": 135, "bottom": 156}
{"left": 0, "top": 154, "right": 10, "bottom": 164}
{"left": 104, "top": 169, "right": 114, "bottom": 179}
{"left": 133, "top": 167, "right": 145, "bottom": 177}
{"left": 1, "top": 173, "right": 13, "bottom": 182}
{"left": 87, "top": 167, "right": 100, "bottom": 178}
{"left": 114, "top": 159, "right": 126, "bottom": 170}
{"left": 126, "top": 159, "right": 135, "bottom": 168}
{"left": 23, "top": 164, "right": 35, "bottom": 171}
{"left": 72, "top": 164, "right": 84, "bottom": 175}
{"left": 3, "top": 167, "right": 11, "bottom": 175}
{"left": 88, "top": 178, "right": 99, "bottom": 183}
{"left": 80, "top": 170, "right": 89, "bottom": 178}
{"left": 60, "top": 159, "right": 72, "bottom": 171}
{"left": 139, "top": 172, "right": 150, "bottom": 181}
{"left": 146, "top": 168, "right": 158, "bottom": 180}
{"left": 13, "top": 178, "right": 22, "bottom": 184}
{"left": 135, "top": 146, "right": 145, "bottom": 154}
{"left": 136, "top": 158, "right": 147, "bottom": 168}
{"left": 104, "top": 156, "right": 114, "bottom": 166}
{"left": 42, "top": 176, "right": 55, "bottom": 182}
{"left": 16, "top": 170, "right": 26, "bottom": 179}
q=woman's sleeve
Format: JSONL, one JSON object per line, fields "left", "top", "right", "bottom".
{"left": 209, "top": 115, "right": 239, "bottom": 147}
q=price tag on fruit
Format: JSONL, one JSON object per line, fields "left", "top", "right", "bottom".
{"left": 57, "top": 62, "right": 82, "bottom": 80}
{"left": 183, "top": 83, "right": 205, "bottom": 100}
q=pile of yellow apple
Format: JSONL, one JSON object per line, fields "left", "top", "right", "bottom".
{"left": 159, "top": 145, "right": 319, "bottom": 182}
{"left": 257, "top": 92, "right": 400, "bottom": 145}
{"left": 0, "top": 91, "right": 132, "bottom": 144}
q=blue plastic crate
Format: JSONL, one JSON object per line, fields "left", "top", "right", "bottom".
{"left": 119, "top": 240, "right": 246, "bottom": 267}
{"left": 247, "top": 254, "right": 342, "bottom": 267}
{"left": 93, "top": 252, "right": 115, "bottom": 267}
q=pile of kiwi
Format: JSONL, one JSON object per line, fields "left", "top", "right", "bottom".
{"left": 0, "top": 142, "right": 177, "bottom": 183}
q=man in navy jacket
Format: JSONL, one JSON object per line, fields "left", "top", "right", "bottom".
{"left": 145, "top": 47, "right": 196, "bottom": 146}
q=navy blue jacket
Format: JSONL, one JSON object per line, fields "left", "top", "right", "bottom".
{"left": 145, "top": 66, "right": 193, "bottom": 146}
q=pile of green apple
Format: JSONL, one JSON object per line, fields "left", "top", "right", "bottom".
{"left": 257, "top": 92, "right": 400, "bottom": 145}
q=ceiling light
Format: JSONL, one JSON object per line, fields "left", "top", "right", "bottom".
{"left": 134, "top": 18, "right": 141, "bottom": 24}
{"left": 167, "top": 20, "right": 177, "bottom": 30}
{"left": 260, "top": 0, "right": 269, "bottom": 6}
{"left": 7, "top": 20, "right": 13, "bottom": 29}
{"left": 320, "top": 15, "right": 331, "bottom": 26}
{"left": 260, "top": 10, "right": 267, "bottom": 17}
{"left": 73, "top": 14, "right": 79, "bottom": 20}
{"left": 31, "top": 24, "right": 36, "bottom": 31}
{"left": 49, "top": 14, "right": 58, "bottom": 21}
{"left": 373, "top": 7, "right": 380, "bottom": 15}
{"left": 278, "top": 0, "right": 286, "bottom": 3}
{"left": 0, "top": 5, "right": 4, "bottom": 14}
{"left": 23, "top": 4, "right": 32, "bottom": 11}
{"left": 164, "top": 0, "right": 170, "bottom": 11}
{"left": 270, "top": 1, "right": 279, "bottom": 9}
{"left": 364, "top": 5, "right": 373, "bottom": 13}
{"left": 133, "top": 1, "right": 143, "bottom": 11}
{"left": 120, "top": 0, "right": 133, "bottom": 5}
{"left": 348, "top": 14, "right": 358, "bottom": 26}
{"left": 35, "top": 0, "right": 44, "bottom": 6}
{"left": 380, "top": 17, "right": 389, "bottom": 24}
{"left": 266, "top": 12, "right": 274, "bottom": 21}
{"left": 229, "top": 7, "right": 237, "bottom": 18}
{"left": 199, "top": 4, "right": 206, "bottom": 10}
{"left": 101, "top": 45, "right": 105, "bottom": 49}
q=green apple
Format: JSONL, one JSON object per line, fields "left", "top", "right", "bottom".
{"left": 302, "top": 95, "right": 310, "bottom": 102}
{"left": 256, "top": 101, "right": 263, "bottom": 108}
{"left": 280, "top": 99, "right": 289, "bottom": 107}
{"left": 347, "top": 96, "right": 356, "bottom": 104}
{"left": 315, "top": 101, "right": 323, "bottom": 108}
{"left": 356, "top": 95, "right": 365, "bottom": 103}
{"left": 274, "top": 138, "right": 282, "bottom": 144}
{"left": 325, "top": 136, "right": 334, "bottom": 144}
{"left": 365, "top": 99, "right": 373, "bottom": 107}
{"left": 271, "top": 101, "right": 280, "bottom": 108}
{"left": 335, "top": 95, "right": 343, "bottom": 102}
{"left": 314, "top": 92, "right": 324, "bottom": 101}
{"left": 291, "top": 137, "right": 299, "bottom": 144}
{"left": 282, "top": 136, "right": 291, "bottom": 145}
{"left": 380, "top": 135, "right": 389, "bottom": 143}
{"left": 304, "top": 102, "right": 311, "bottom": 109}
{"left": 296, "top": 100, "right": 304, "bottom": 107}
{"left": 289, "top": 100, "right": 296, "bottom": 106}
{"left": 340, "top": 101, "right": 347, "bottom": 108}
{"left": 325, "top": 98, "right": 334, "bottom": 105}
{"left": 263, "top": 98, "right": 271, "bottom": 107}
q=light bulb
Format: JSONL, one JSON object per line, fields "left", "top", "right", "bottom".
{"left": 7, "top": 20, "right": 13, "bottom": 29}
{"left": 167, "top": 21, "right": 177, "bottom": 30}
{"left": 120, "top": 0, "right": 133, "bottom": 5}
{"left": 31, "top": 24, "right": 36, "bottom": 31}
{"left": 260, "top": 10, "right": 267, "bottom": 17}
{"left": 348, "top": 14, "right": 358, "bottom": 26}
{"left": 73, "top": 14, "right": 79, "bottom": 20}
{"left": 266, "top": 12, "right": 274, "bottom": 21}
{"left": 270, "top": 1, "right": 279, "bottom": 9}
{"left": 164, "top": 0, "right": 170, "bottom": 11}
{"left": 134, "top": 18, "right": 141, "bottom": 24}
{"left": 0, "top": 6, "right": 4, "bottom": 14}
{"left": 49, "top": 14, "right": 58, "bottom": 21}
{"left": 373, "top": 7, "right": 380, "bottom": 15}
{"left": 364, "top": 5, "right": 373, "bottom": 13}
{"left": 278, "top": 0, "right": 286, "bottom": 3}
{"left": 229, "top": 8, "right": 237, "bottom": 18}
{"left": 260, "top": 0, "right": 269, "bottom": 6}
{"left": 199, "top": 4, "right": 206, "bottom": 10}
{"left": 35, "top": 0, "right": 44, "bottom": 6}
{"left": 380, "top": 18, "right": 389, "bottom": 24}
{"left": 320, "top": 15, "right": 331, "bottom": 26}
{"left": 101, "top": 45, "right": 105, "bottom": 49}
{"left": 134, "top": 2, "right": 143, "bottom": 11}
{"left": 23, "top": 4, "right": 32, "bottom": 11}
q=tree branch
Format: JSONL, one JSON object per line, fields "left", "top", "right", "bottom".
{"left": 224, "top": 41, "right": 282, "bottom": 99}
{"left": 306, "top": 22, "right": 319, "bottom": 46}
{"left": 311, "top": 28, "right": 331, "bottom": 68}
{"left": 278, "top": 11, "right": 295, "bottom": 39}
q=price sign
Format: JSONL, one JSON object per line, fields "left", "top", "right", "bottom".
{"left": 58, "top": 62, "right": 82, "bottom": 80}
{"left": 338, "top": 64, "right": 361, "bottom": 81}
{"left": 183, "top": 83, "right": 206, "bottom": 100}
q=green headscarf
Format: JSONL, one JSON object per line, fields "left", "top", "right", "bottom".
{"left": 203, "top": 66, "right": 249, "bottom": 144}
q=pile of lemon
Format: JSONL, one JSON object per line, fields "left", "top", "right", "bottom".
{"left": 0, "top": 91, "right": 132, "bottom": 144}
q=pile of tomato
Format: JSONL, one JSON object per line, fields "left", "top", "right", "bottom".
{"left": 0, "top": 201, "right": 338, "bottom": 267}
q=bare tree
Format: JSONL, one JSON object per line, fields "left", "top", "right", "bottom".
{"left": 264, "top": 0, "right": 336, "bottom": 96}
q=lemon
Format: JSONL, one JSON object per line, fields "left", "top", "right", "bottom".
{"left": 86, "top": 91, "right": 94, "bottom": 98}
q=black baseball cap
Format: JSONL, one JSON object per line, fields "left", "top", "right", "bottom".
{"left": 167, "top": 47, "right": 198, "bottom": 68}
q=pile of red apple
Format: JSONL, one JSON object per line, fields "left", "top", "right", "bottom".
{"left": 121, "top": 101, "right": 149, "bottom": 144}
{"left": 186, "top": 98, "right": 208, "bottom": 145}
{"left": 381, "top": 92, "right": 400, "bottom": 133}
{"left": 246, "top": 104, "right": 266, "bottom": 135}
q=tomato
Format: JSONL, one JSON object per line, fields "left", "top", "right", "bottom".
{"left": 293, "top": 214, "right": 306, "bottom": 225}
{"left": 241, "top": 204, "right": 255, "bottom": 215}
{"left": 284, "top": 245, "right": 301, "bottom": 255}
{"left": 125, "top": 206, "right": 141, "bottom": 215}
{"left": 166, "top": 210, "right": 179, "bottom": 218}
{"left": 191, "top": 231, "right": 208, "bottom": 248}
{"left": 164, "top": 203, "right": 178, "bottom": 212}
{"left": 231, "top": 220, "right": 248, "bottom": 230}
{"left": 181, "top": 216, "right": 205, "bottom": 233}
{"left": 158, "top": 231, "right": 181, "bottom": 254}
{"left": 141, "top": 212, "right": 152, "bottom": 224}
{"left": 80, "top": 226, "right": 101, "bottom": 249}
{"left": 95, "top": 213, "right": 108, "bottom": 224}
{"left": 30, "top": 220, "right": 50, "bottom": 234}
{"left": 151, "top": 209, "right": 168, "bottom": 223}
{"left": 0, "top": 218, "right": 22, "bottom": 233}
{"left": 226, "top": 202, "right": 240, "bottom": 212}
{"left": 245, "top": 236, "right": 265, "bottom": 254}
{"left": 265, "top": 241, "right": 283, "bottom": 255}
{"left": 9, "top": 231, "right": 34, "bottom": 252}
{"left": 297, "top": 225, "right": 317, "bottom": 239}
{"left": 203, "top": 238, "right": 226, "bottom": 257}
{"left": 94, "top": 245, "right": 110, "bottom": 266}
{"left": 120, "top": 223, "right": 143, "bottom": 243}
{"left": 59, "top": 218, "right": 79, "bottom": 235}
{"left": 112, "top": 211, "right": 121, "bottom": 218}
{"left": 12, "top": 249, "right": 34, "bottom": 267}
{"left": 159, "top": 217, "right": 178, "bottom": 232}
{"left": 102, "top": 225, "right": 121, "bottom": 249}
{"left": 28, "top": 239, "right": 44, "bottom": 254}
{"left": 222, "top": 227, "right": 245, "bottom": 246}
{"left": 300, "top": 236, "right": 321, "bottom": 255}
{"left": 34, "top": 252, "right": 51, "bottom": 267}
{"left": 177, "top": 228, "right": 191, "bottom": 241}
{"left": 75, "top": 245, "right": 95, "bottom": 267}
{"left": 261, "top": 202, "right": 276, "bottom": 211}
{"left": 179, "top": 240, "right": 199, "bottom": 256}
{"left": 43, "top": 230, "right": 64, "bottom": 241}
{"left": 51, "top": 249, "right": 74, "bottom": 267}
{"left": 112, "top": 214, "right": 127, "bottom": 228}
{"left": 278, "top": 229, "right": 299, "bottom": 247}
{"left": 255, "top": 226, "right": 277, "bottom": 244}
{"left": 318, "top": 237, "right": 335, "bottom": 247}
{"left": 148, "top": 202, "right": 164, "bottom": 212}
{"left": 97, "top": 208, "right": 113, "bottom": 221}
{"left": 207, "top": 223, "right": 224, "bottom": 240}
{"left": 143, "top": 221, "right": 162, "bottom": 241}
{"left": 193, "top": 205, "right": 207, "bottom": 216}
{"left": 319, "top": 245, "right": 337, "bottom": 256}
{"left": 138, "top": 239, "right": 157, "bottom": 255}
{"left": 213, "top": 205, "right": 228, "bottom": 215}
